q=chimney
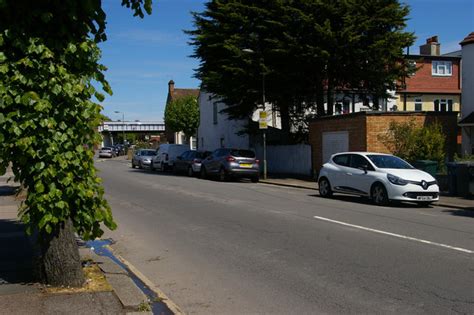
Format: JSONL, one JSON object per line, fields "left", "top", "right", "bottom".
{"left": 460, "top": 32, "right": 474, "bottom": 46}
{"left": 168, "top": 80, "right": 175, "bottom": 95}
{"left": 420, "top": 36, "right": 440, "bottom": 56}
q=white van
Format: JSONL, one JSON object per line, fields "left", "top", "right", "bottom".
{"left": 151, "top": 144, "right": 189, "bottom": 171}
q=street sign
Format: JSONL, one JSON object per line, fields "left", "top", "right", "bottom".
{"left": 259, "top": 110, "right": 268, "bottom": 129}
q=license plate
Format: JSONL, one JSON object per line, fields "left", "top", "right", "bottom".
{"left": 240, "top": 163, "right": 252, "bottom": 168}
{"left": 417, "top": 196, "right": 433, "bottom": 201}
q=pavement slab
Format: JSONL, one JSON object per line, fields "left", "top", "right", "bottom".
{"left": 0, "top": 291, "right": 125, "bottom": 315}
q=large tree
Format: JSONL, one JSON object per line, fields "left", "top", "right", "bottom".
{"left": 188, "top": 0, "right": 415, "bottom": 137}
{"left": 164, "top": 95, "right": 200, "bottom": 143}
{"left": 0, "top": 0, "right": 151, "bottom": 287}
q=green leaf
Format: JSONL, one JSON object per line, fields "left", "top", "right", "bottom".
{"left": 35, "top": 182, "right": 45, "bottom": 193}
{"left": 38, "top": 213, "right": 52, "bottom": 228}
{"left": 52, "top": 84, "right": 62, "bottom": 95}
{"left": 35, "top": 162, "right": 45, "bottom": 170}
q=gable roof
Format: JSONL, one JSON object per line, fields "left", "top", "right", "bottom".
{"left": 459, "top": 112, "right": 474, "bottom": 126}
{"left": 171, "top": 88, "right": 200, "bottom": 100}
{"left": 166, "top": 80, "right": 199, "bottom": 104}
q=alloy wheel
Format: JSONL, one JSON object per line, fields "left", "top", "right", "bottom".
{"left": 319, "top": 178, "right": 332, "bottom": 197}
{"left": 372, "top": 184, "right": 388, "bottom": 206}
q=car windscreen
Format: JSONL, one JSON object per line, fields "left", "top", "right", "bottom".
{"left": 141, "top": 150, "right": 156, "bottom": 156}
{"left": 366, "top": 155, "right": 413, "bottom": 169}
{"left": 230, "top": 149, "right": 255, "bottom": 158}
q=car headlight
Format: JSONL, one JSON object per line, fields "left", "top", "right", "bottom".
{"left": 387, "top": 174, "right": 408, "bottom": 185}
{"left": 143, "top": 159, "right": 150, "bottom": 162}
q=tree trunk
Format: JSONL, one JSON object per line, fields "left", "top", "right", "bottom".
{"left": 38, "top": 218, "right": 84, "bottom": 287}
{"left": 327, "top": 81, "right": 334, "bottom": 116}
{"left": 372, "top": 94, "right": 380, "bottom": 111}
{"left": 279, "top": 101, "right": 291, "bottom": 144}
{"left": 315, "top": 82, "right": 325, "bottom": 116}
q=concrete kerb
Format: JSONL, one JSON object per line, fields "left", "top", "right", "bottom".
{"left": 104, "top": 245, "right": 185, "bottom": 315}
{"left": 79, "top": 247, "right": 147, "bottom": 311}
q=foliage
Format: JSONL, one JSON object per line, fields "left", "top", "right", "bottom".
{"left": 0, "top": 0, "right": 151, "bottom": 241}
{"left": 454, "top": 154, "right": 474, "bottom": 162}
{"left": 164, "top": 95, "right": 200, "bottom": 140}
{"left": 188, "top": 0, "right": 415, "bottom": 136}
{"left": 379, "top": 120, "right": 446, "bottom": 168}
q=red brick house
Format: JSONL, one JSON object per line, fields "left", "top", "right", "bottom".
{"left": 396, "top": 36, "right": 461, "bottom": 113}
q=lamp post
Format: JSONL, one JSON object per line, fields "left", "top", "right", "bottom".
{"left": 242, "top": 48, "right": 267, "bottom": 179}
{"left": 114, "top": 111, "right": 125, "bottom": 144}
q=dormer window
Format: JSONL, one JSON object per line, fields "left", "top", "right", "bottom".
{"left": 432, "top": 60, "right": 452, "bottom": 76}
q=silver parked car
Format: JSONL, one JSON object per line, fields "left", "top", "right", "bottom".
{"left": 98, "top": 147, "right": 116, "bottom": 158}
{"left": 200, "top": 148, "right": 260, "bottom": 182}
{"left": 318, "top": 152, "right": 439, "bottom": 206}
{"left": 132, "top": 149, "right": 157, "bottom": 169}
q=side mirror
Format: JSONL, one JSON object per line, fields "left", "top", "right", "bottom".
{"left": 359, "top": 165, "right": 368, "bottom": 174}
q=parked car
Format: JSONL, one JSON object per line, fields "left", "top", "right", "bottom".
{"left": 318, "top": 152, "right": 439, "bottom": 206}
{"left": 200, "top": 148, "right": 260, "bottom": 182}
{"left": 173, "top": 150, "right": 212, "bottom": 176}
{"left": 132, "top": 149, "right": 157, "bottom": 169}
{"left": 151, "top": 144, "right": 189, "bottom": 171}
{"left": 113, "top": 144, "right": 126, "bottom": 156}
{"left": 98, "top": 147, "right": 116, "bottom": 158}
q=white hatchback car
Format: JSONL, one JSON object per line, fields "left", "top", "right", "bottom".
{"left": 318, "top": 152, "right": 439, "bottom": 206}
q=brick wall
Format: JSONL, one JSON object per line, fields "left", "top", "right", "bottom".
{"left": 309, "top": 112, "right": 458, "bottom": 173}
{"left": 404, "top": 58, "right": 461, "bottom": 93}
{"left": 309, "top": 113, "right": 367, "bottom": 173}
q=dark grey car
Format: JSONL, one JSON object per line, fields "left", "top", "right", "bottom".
{"left": 200, "top": 148, "right": 259, "bottom": 182}
{"left": 173, "top": 150, "right": 211, "bottom": 176}
{"left": 132, "top": 149, "right": 157, "bottom": 169}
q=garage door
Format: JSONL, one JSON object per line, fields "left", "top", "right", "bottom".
{"left": 322, "top": 131, "right": 349, "bottom": 164}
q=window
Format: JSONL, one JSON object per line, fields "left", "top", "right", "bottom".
{"left": 434, "top": 99, "right": 440, "bottom": 112}
{"left": 213, "top": 103, "right": 218, "bottom": 124}
{"left": 434, "top": 99, "right": 450, "bottom": 112}
{"left": 333, "top": 154, "right": 350, "bottom": 167}
{"left": 367, "top": 155, "right": 413, "bottom": 169}
{"left": 414, "top": 98, "right": 422, "bottom": 111}
{"left": 230, "top": 149, "right": 255, "bottom": 158}
{"left": 440, "top": 99, "right": 447, "bottom": 112}
{"left": 342, "top": 99, "right": 350, "bottom": 114}
{"left": 350, "top": 154, "right": 373, "bottom": 171}
{"left": 335, "top": 103, "right": 342, "bottom": 115}
{"left": 432, "top": 60, "right": 452, "bottom": 76}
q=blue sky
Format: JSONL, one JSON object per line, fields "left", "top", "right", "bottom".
{"left": 99, "top": 0, "right": 474, "bottom": 122}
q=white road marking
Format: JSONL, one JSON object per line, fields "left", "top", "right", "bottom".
{"left": 313, "top": 215, "right": 473, "bottom": 254}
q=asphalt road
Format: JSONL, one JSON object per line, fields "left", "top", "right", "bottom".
{"left": 98, "top": 158, "right": 474, "bottom": 314}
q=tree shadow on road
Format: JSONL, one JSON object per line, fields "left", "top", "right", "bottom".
{"left": 442, "top": 209, "right": 474, "bottom": 218}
